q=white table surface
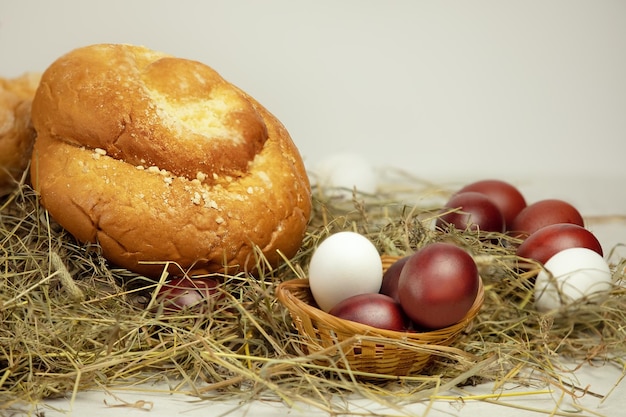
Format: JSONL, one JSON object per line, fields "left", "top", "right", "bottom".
{"left": 30, "top": 360, "right": 626, "bottom": 417}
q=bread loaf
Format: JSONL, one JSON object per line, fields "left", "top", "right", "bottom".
{"left": 30, "top": 44, "right": 311, "bottom": 277}
{"left": 0, "top": 72, "right": 40, "bottom": 195}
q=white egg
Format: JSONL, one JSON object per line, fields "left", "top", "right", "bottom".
{"left": 308, "top": 231, "right": 383, "bottom": 312}
{"left": 311, "top": 153, "right": 377, "bottom": 198}
{"left": 534, "top": 247, "right": 612, "bottom": 313}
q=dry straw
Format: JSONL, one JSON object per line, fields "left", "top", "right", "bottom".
{"left": 1, "top": 171, "right": 625, "bottom": 416}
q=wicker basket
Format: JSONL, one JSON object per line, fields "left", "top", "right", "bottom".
{"left": 276, "top": 255, "right": 484, "bottom": 377}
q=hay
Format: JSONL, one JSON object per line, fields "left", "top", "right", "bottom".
{"left": 1, "top": 173, "right": 625, "bottom": 416}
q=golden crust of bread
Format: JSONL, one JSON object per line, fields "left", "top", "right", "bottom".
{"left": 0, "top": 72, "right": 41, "bottom": 195}
{"left": 31, "top": 44, "right": 311, "bottom": 277}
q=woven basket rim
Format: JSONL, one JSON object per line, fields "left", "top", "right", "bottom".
{"left": 276, "top": 276, "right": 484, "bottom": 340}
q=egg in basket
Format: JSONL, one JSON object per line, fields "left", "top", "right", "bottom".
{"left": 276, "top": 232, "right": 484, "bottom": 377}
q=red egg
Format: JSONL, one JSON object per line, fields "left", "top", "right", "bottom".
{"left": 516, "top": 223, "right": 603, "bottom": 266}
{"left": 380, "top": 256, "right": 409, "bottom": 303}
{"left": 328, "top": 293, "right": 407, "bottom": 331}
{"left": 436, "top": 191, "right": 505, "bottom": 234}
{"left": 510, "top": 199, "right": 585, "bottom": 238}
{"left": 458, "top": 179, "right": 527, "bottom": 230}
{"left": 156, "top": 276, "right": 221, "bottom": 312}
{"left": 397, "top": 242, "right": 479, "bottom": 329}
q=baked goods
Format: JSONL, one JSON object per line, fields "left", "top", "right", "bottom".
{"left": 0, "top": 72, "right": 41, "bottom": 196}
{"left": 30, "top": 44, "right": 311, "bottom": 278}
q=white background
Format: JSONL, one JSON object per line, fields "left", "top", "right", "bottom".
{"left": 2, "top": 1, "right": 626, "bottom": 416}
{"left": 2, "top": 0, "right": 626, "bottom": 183}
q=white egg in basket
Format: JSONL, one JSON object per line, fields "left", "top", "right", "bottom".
{"left": 308, "top": 231, "right": 383, "bottom": 312}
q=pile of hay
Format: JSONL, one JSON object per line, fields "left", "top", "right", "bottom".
{"left": 1, "top": 174, "right": 625, "bottom": 415}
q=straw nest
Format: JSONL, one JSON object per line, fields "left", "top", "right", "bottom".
{"left": 1, "top": 170, "right": 625, "bottom": 416}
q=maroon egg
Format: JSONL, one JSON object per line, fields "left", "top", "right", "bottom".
{"left": 328, "top": 293, "right": 407, "bottom": 331}
{"left": 516, "top": 223, "right": 603, "bottom": 266}
{"left": 510, "top": 199, "right": 584, "bottom": 238}
{"left": 398, "top": 242, "right": 479, "bottom": 330}
{"left": 458, "top": 179, "right": 527, "bottom": 230}
{"left": 435, "top": 191, "right": 505, "bottom": 234}
{"left": 380, "top": 256, "right": 409, "bottom": 303}
{"left": 156, "top": 276, "right": 221, "bottom": 312}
